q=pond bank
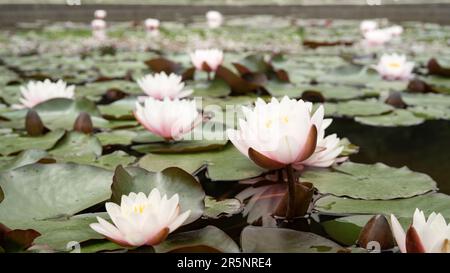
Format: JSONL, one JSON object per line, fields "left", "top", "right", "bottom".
{"left": 0, "top": 3, "right": 450, "bottom": 27}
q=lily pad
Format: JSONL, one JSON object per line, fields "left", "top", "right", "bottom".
{"left": 0, "top": 129, "right": 65, "bottom": 156}
{"left": 138, "top": 143, "right": 265, "bottom": 181}
{"left": 111, "top": 166, "right": 205, "bottom": 224}
{"left": 321, "top": 215, "right": 374, "bottom": 246}
{"left": 0, "top": 149, "right": 49, "bottom": 172}
{"left": 315, "top": 193, "right": 450, "bottom": 218}
{"left": 132, "top": 139, "right": 228, "bottom": 154}
{"left": 49, "top": 132, "right": 102, "bottom": 162}
{"left": 98, "top": 97, "right": 136, "bottom": 119}
{"left": 0, "top": 163, "right": 113, "bottom": 228}
{"left": 302, "top": 162, "right": 437, "bottom": 200}
{"left": 355, "top": 109, "right": 425, "bottom": 127}
{"left": 154, "top": 225, "right": 240, "bottom": 253}
{"left": 324, "top": 100, "right": 394, "bottom": 117}
{"left": 241, "top": 226, "right": 342, "bottom": 253}
{"left": 204, "top": 196, "right": 242, "bottom": 219}
{"left": 96, "top": 130, "right": 138, "bottom": 146}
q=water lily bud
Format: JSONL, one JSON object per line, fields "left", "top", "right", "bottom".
{"left": 357, "top": 215, "right": 394, "bottom": 250}
{"left": 25, "top": 109, "right": 45, "bottom": 136}
{"left": 384, "top": 91, "right": 407, "bottom": 109}
{"left": 73, "top": 112, "right": 93, "bottom": 134}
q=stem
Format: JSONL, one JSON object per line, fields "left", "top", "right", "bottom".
{"left": 285, "top": 164, "right": 296, "bottom": 220}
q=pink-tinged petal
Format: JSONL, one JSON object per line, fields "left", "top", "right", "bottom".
{"left": 168, "top": 210, "right": 191, "bottom": 232}
{"left": 227, "top": 129, "right": 250, "bottom": 157}
{"left": 390, "top": 214, "right": 407, "bottom": 253}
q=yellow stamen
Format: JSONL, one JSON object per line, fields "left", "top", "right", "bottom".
{"left": 388, "top": 62, "right": 401, "bottom": 68}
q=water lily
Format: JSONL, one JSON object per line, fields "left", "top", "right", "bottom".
{"left": 91, "top": 19, "right": 107, "bottom": 40}
{"left": 390, "top": 209, "right": 450, "bottom": 253}
{"left": 385, "top": 25, "right": 403, "bottom": 37}
{"left": 15, "top": 79, "right": 75, "bottom": 109}
{"left": 134, "top": 97, "right": 201, "bottom": 140}
{"left": 94, "top": 9, "right": 107, "bottom": 19}
{"left": 206, "top": 10, "right": 223, "bottom": 28}
{"left": 144, "top": 18, "right": 160, "bottom": 36}
{"left": 190, "top": 49, "right": 224, "bottom": 73}
{"left": 227, "top": 96, "right": 342, "bottom": 170}
{"left": 90, "top": 189, "right": 190, "bottom": 247}
{"left": 360, "top": 20, "right": 378, "bottom": 33}
{"left": 137, "top": 72, "right": 193, "bottom": 100}
{"left": 373, "top": 53, "right": 414, "bottom": 81}
{"left": 362, "top": 29, "right": 392, "bottom": 47}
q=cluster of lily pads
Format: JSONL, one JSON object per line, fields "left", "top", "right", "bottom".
{"left": 0, "top": 13, "right": 450, "bottom": 253}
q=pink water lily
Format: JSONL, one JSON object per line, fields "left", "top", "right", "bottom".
{"left": 15, "top": 79, "right": 75, "bottom": 109}
{"left": 137, "top": 72, "right": 193, "bottom": 100}
{"left": 360, "top": 20, "right": 378, "bottom": 33}
{"left": 94, "top": 9, "right": 107, "bottom": 19}
{"left": 391, "top": 209, "right": 450, "bottom": 253}
{"left": 144, "top": 18, "right": 160, "bottom": 36}
{"left": 190, "top": 49, "right": 224, "bottom": 72}
{"left": 134, "top": 97, "right": 201, "bottom": 140}
{"left": 91, "top": 19, "right": 106, "bottom": 31}
{"left": 362, "top": 29, "right": 392, "bottom": 47}
{"left": 90, "top": 190, "right": 190, "bottom": 247}
{"left": 373, "top": 53, "right": 414, "bottom": 81}
{"left": 227, "top": 96, "right": 343, "bottom": 170}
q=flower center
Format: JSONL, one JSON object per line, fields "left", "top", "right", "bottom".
{"left": 282, "top": 116, "right": 289, "bottom": 124}
{"left": 265, "top": 120, "right": 273, "bottom": 128}
{"left": 133, "top": 204, "right": 146, "bottom": 214}
{"left": 388, "top": 62, "right": 401, "bottom": 68}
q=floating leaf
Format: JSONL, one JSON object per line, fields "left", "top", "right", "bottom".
{"left": 0, "top": 149, "right": 49, "bottom": 172}
{"left": 154, "top": 225, "right": 240, "bottom": 253}
{"left": 355, "top": 109, "right": 425, "bottom": 127}
{"left": 324, "top": 99, "right": 394, "bottom": 117}
{"left": 302, "top": 162, "right": 437, "bottom": 200}
{"left": 0, "top": 129, "right": 65, "bottom": 156}
{"left": 204, "top": 196, "right": 242, "bottom": 219}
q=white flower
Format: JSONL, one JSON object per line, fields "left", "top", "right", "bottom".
{"left": 91, "top": 19, "right": 106, "bottom": 30}
{"left": 134, "top": 97, "right": 201, "bottom": 140}
{"left": 206, "top": 10, "right": 223, "bottom": 28}
{"left": 384, "top": 25, "right": 403, "bottom": 37}
{"left": 137, "top": 72, "right": 193, "bottom": 100}
{"left": 373, "top": 53, "right": 414, "bottom": 81}
{"left": 16, "top": 79, "right": 75, "bottom": 109}
{"left": 362, "top": 29, "right": 392, "bottom": 47}
{"left": 190, "top": 49, "right": 224, "bottom": 72}
{"left": 144, "top": 18, "right": 160, "bottom": 31}
{"left": 90, "top": 190, "right": 190, "bottom": 247}
{"left": 94, "top": 10, "right": 107, "bottom": 19}
{"left": 391, "top": 208, "right": 450, "bottom": 253}
{"left": 227, "top": 96, "right": 343, "bottom": 169}
{"left": 360, "top": 20, "right": 378, "bottom": 33}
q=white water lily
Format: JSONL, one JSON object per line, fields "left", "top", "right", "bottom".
{"left": 227, "top": 96, "right": 343, "bottom": 170}
{"left": 134, "top": 97, "right": 201, "bottom": 140}
{"left": 94, "top": 9, "right": 107, "bottom": 19}
{"left": 91, "top": 19, "right": 106, "bottom": 30}
{"left": 90, "top": 190, "right": 190, "bottom": 247}
{"left": 137, "top": 72, "right": 193, "bottom": 100}
{"left": 373, "top": 53, "right": 414, "bottom": 81}
{"left": 144, "top": 18, "right": 160, "bottom": 35}
{"left": 362, "top": 29, "right": 392, "bottom": 47}
{"left": 391, "top": 209, "right": 450, "bottom": 253}
{"left": 190, "top": 49, "right": 224, "bottom": 72}
{"left": 385, "top": 25, "right": 403, "bottom": 37}
{"left": 16, "top": 79, "right": 75, "bottom": 109}
{"left": 360, "top": 20, "right": 378, "bottom": 33}
{"left": 206, "top": 10, "right": 223, "bottom": 28}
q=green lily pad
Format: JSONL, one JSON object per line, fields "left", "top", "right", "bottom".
{"left": 138, "top": 143, "right": 265, "bottom": 181}
{"left": 402, "top": 93, "right": 450, "bottom": 108}
{"left": 321, "top": 215, "right": 373, "bottom": 246}
{"left": 76, "top": 80, "right": 142, "bottom": 100}
{"left": 302, "top": 162, "right": 437, "bottom": 200}
{"left": 0, "top": 149, "right": 49, "bottom": 172}
{"left": 0, "top": 129, "right": 65, "bottom": 156}
{"left": 315, "top": 193, "right": 450, "bottom": 218}
{"left": 409, "top": 105, "right": 450, "bottom": 120}
{"left": 154, "top": 225, "right": 240, "bottom": 253}
{"left": 204, "top": 196, "right": 242, "bottom": 219}
{"left": 355, "top": 109, "right": 425, "bottom": 127}
{"left": 132, "top": 139, "right": 228, "bottom": 154}
{"left": 111, "top": 165, "right": 205, "bottom": 224}
{"left": 87, "top": 151, "right": 136, "bottom": 170}
{"left": 0, "top": 163, "right": 113, "bottom": 228}
{"left": 96, "top": 130, "right": 138, "bottom": 146}
{"left": 241, "top": 226, "right": 342, "bottom": 253}
{"left": 49, "top": 132, "right": 102, "bottom": 162}
{"left": 324, "top": 100, "right": 394, "bottom": 117}
{"left": 98, "top": 97, "right": 136, "bottom": 119}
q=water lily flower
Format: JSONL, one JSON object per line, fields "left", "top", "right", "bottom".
{"left": 91, "top": 19, "right": 107, "bottom": 40}
{"left": 362, "top": 29, "right": 392, "bottom": 47}
{"left": 373, "top": 53, "right": 414, "bottom": 81}
{"left": 360, "top": 20, "right": 378, "bottom": 33}
{"left": 134, "top": 97, "right": 201, "bottom": 140}
{"left": 90, "top": 190, "right": 190, "bottom": 247}
{"left": 94, "top": 9, "right": 107, "bottom": 19}
{"left": 227, "top": 96, "right": 342, "bottom": 170}
{"left": 137, "top": 72, "right": 193, "bottom": 100}
{"left": 206, "top": 10, "right": 223, "bottom": 28}
{"left": 144, "top": 18, "right": 160, "bottom": 36}
{"left": 16, "top": 79, "right": 75, "bottom": 109}
{"left": 384, "top": 25, "right": 403, "bottom": 37}
{"left": 390, "top": 209, "right": 450, "bottom": 253}
{"left": 190, "top": 49, "right": 224, "bottom": 72}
